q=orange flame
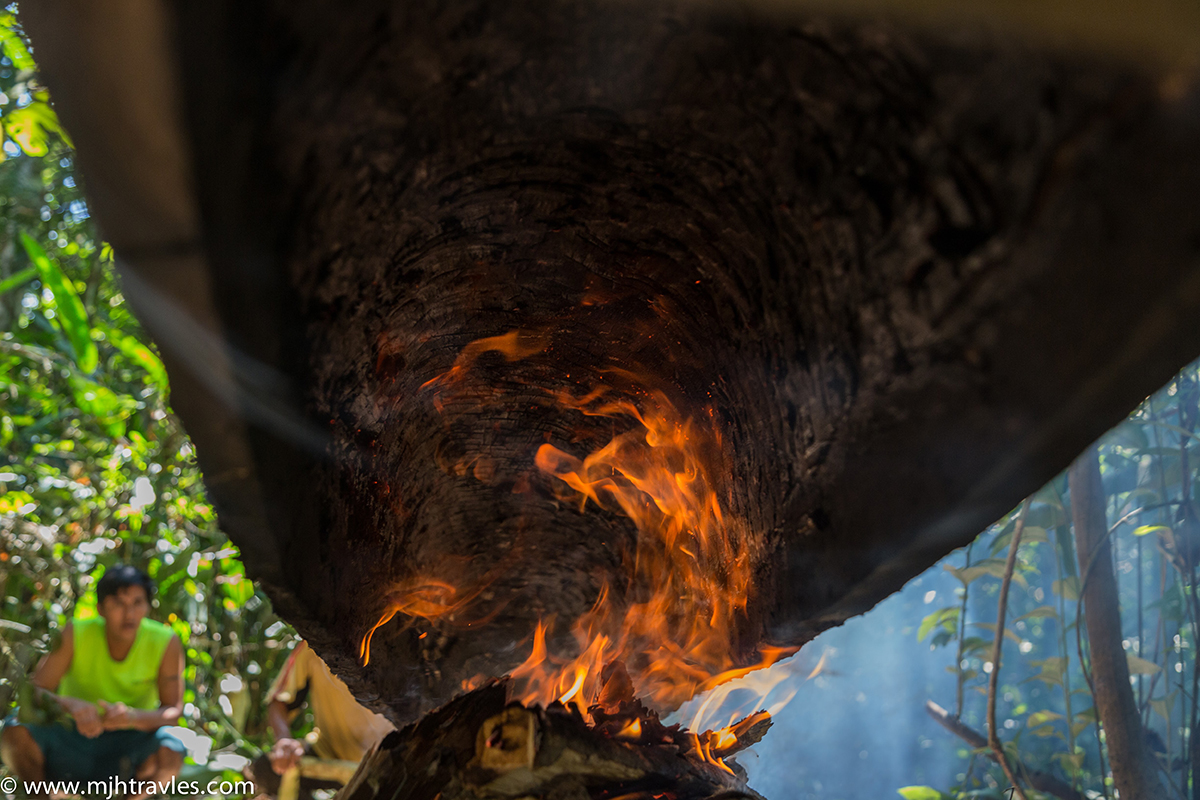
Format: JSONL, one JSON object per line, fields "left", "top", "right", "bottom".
{"left": 363, "top": 326, "right": 801, "bottom": 727}
{"left": 617, "top": 718, "right": 642, "bottom": 740}
{"left": 360, "top": 579, "right": 497, "bottom": 664}
{"left": 419, "top": 330, "right": 549, "bottom": 398}
{"left": 506, "top": 382, "right": 773, "bottom": 712}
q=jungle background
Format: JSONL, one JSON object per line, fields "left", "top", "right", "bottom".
{"left": 0, "top": 6, "right": 1195, "bottom": 798}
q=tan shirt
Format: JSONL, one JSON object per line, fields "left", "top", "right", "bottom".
{"left": 268, "top": 641, "right": 394, "bottom": 763}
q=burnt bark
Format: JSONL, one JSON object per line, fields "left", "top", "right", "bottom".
{"left": 341, "top": 682, "right": 762, "bottom": 800}
{"left": 1069, "top": 446, "right": 1164, "bottom": 800}
{"left": 23, "top": 0, "right": 1200, "bottom": 723}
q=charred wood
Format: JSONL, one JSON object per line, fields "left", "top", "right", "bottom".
{"left": 342, "top": 682, "right": 764, "bottom": 800}
{"left": 22, "top": 0, "right": 1200, "bottom": 722}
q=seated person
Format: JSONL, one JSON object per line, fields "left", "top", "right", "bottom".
{"left": 250, "top": 640, "right": 394, "bottom": 795}
{"left": 0, "top": 565, "right": 186, "bottom": 785}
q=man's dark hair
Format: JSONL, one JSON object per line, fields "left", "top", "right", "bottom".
{"left": 97, "top": 564, "right": 155, "bottom": 604}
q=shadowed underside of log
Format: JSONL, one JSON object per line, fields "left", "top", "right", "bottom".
{"left": 23, "top": 0, "right": 1200, "bottom": 723}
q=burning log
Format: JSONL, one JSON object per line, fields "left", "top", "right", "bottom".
{"left": 342, "top": 680, "right": 769, "bottom": 800}
{"left": 23, "top": 0, "right": 1200, "bottom": 733}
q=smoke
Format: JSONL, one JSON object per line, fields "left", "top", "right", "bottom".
{"left": 669, "top": 559, "right": 967, "bottom": 799}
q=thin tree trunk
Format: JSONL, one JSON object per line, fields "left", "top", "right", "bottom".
{"left": 988, "top": 499, "right": 1030, "bottom": 800}
{"left": 1069, "top": 446, "right": 1165, "bottom": 800}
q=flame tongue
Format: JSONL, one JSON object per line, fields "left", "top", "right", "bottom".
{"left": 517, "top": 384, "right": 763, "bottom": 712}
{"left": 363, "top": 328, "right": 797, "bottom": 729}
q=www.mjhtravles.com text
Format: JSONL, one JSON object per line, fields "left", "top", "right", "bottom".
{"left": 4, "top": 776, "right": 256, "bottom": 798}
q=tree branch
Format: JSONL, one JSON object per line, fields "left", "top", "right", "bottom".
{"left": 925, "top": 701, "right": 1085, "bottom": 800}
{"left": 988, "top": 499, "right": 1031, "bottom": 800}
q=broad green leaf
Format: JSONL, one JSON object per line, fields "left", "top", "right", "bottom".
{"left": 20, "top": 233, "right": 97, "bottom": 373}
{"left": 1126, "top": 653, "right": 1161, "bottom": 675}
{"left": 1052, "top": 576, "right": 1081, "bottom": 601}
{"left": 222, "top": 577, "right": 254, "bottom": 607}
{"left": 1070, "top": 720, "right": 1094, "bottom": 738}
{"left": 918, "top": 606, "right": 959, "bottom": 643}
{"left": 0, "top": 13, "right": 34, "bottom": 71}
{"left": 946, "top": 558, "right": 1027, "bottom": 588}
{"left": 1029, "top": 724, "right": 1061, "bottom": 738}
{"left": 1016, "top": 605, "right": 1058, "bottom": 622}
{"left": 1027, "top": 657, "right": 1067, "bottom": 688}
{"left": 990, "top": 525, "right": 1049, "bottom": 556}
{"left": 107, "top": 329, "right": 169, "bottom": 390}
{"left": 1027, "top": 710, "right": 1063, "bottom": 726}
{"left": 0, "top": 490, "right": 35, "bottom": 515}
{"left": 1150, "top": 692, "right": 1177, "bottom": 722}
{"left": 4, "top": 99, "right": 72, "bottom": 157}
{"left": 1055, "top": 751, "right": 1086, "bottom": 776}
{"left": 0, "top": 265, "right": 35, "bottom": 296}
{"left": 960, "top": 636, "right": 990, "bottom": 656}
{"left": 971, "top": 622, "right": 1022, "bottom": 645}
{"left": 67, "top": 376, "right": 137, "bottom": 438}
{"left": 897, "top": 788, "right": 947, "bottom": 800}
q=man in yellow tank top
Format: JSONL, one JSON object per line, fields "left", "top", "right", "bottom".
{"left": 0, "top": 565, "right": 186, "bottom": 790}
{"left": 248, "top": 640, "right": 394, "bottom": 797}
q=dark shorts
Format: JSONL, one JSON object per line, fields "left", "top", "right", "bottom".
{"left": 2, "top": 715, "right": 185, "bottom": 782}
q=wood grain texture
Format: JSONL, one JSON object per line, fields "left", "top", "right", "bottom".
{"left": 30, "top": 0, "right": 1200, "bottom": 722}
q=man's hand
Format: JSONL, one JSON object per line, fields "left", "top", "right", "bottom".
{"left": 98, "top": 700, "right": 137, "bottom": 730}
{"left": 269, "top": 738, "right": 305, "bottom": 775}
{"left": 61, "top": 697, "right": 103, "bottom": 738}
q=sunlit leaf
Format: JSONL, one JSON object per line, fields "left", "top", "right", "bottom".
{"left": 1132, "top": 524, "right": 1171, "bottom": 537}
{"left": 0, "top": 490, "right": 35, "bottom": 515}
{"left": 0, "top": 13, "right": 34, "bottom": 71}
{"left": 1126, "top": 653, "right": 1161, "bottom": 675}
{"left": 3, "top": 101, "right": 71, "bottom": 156}
{"left": 1026, "top": 710, "right": 1063, "bottom": 726}
{"left": 918, "top": 606, "right": 960, "bottom": 644}
{"left": 1029, "top": 724, "right": 1061, "bottom": 738}
{"left": 946, "top": 558, "right": 1027, "bottom": 588}
{"left": 107, "top": 329, "right": 169, "bottom": 391}
{"left": 20, "top": 233, "right": 97, "bottom": 373}
{"left": 896, "top": 787, "right": 948, "bottom": 800}
{"left": 0, "top": 265, "right": 35, "bottom": 296}
{"left": 1016, "top": 605, "right": 1058, "bottom": 622}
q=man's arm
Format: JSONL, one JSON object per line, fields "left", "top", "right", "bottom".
{"left": 266, "top": 697, "right": 306, "bottom": 774}
{"left": 100, "top": 634, "right": 184, "bottom": 732}
{"left": 31, "top": 624, "right": 103, "bottom": 738}
{"left": 266, "top": 698, "right": 293, "bottom": 741}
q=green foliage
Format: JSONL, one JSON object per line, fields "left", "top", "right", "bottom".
{"left": 19, "top": 232, "right": 96, "bottom": 373}
{"left": 915, "top": 365, "right": 1200, "bottom": 800}
{"left": 897, "top": 787, "right": 951, "bottom": 800}
{"left": 920, "top": 607, "right": 961, "bottom": 648}
{"left": 0, "top": 11, "right": 295, "bottom": 783}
